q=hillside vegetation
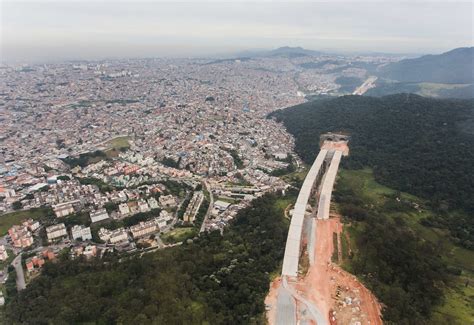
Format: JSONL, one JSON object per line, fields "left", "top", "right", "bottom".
{"left": 378, "top": 47, "right": 474, "bottom": 84}
{"left": 336, "top": 169, "right": 474, "bottom": 324}
{"left": 270, "top": 94, "right": 474, "bottom": 323}
{"left": 270, "top": 94, "right": 474, "bottom": 215}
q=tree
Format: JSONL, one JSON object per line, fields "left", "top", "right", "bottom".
{"left": 12, "top": 201, "right": 22, "bottom": 210}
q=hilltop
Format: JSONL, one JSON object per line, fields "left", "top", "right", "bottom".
{"left": 378, "top": 47, "right": 474, "bottom": 84}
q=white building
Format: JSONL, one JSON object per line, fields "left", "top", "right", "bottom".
{"left": 23, "top": 219, "right": 40, "bottom": 232}
{"left": 214, "top": 200, "right": 231, "bottom": 211}
{"left": 160, "top": 210, "right": 172, "bottom": 222}
{"left": 138, "top": 200, "right": 150, "bottom": 213}
{"left": 90, "top": 209, "right": 109, "bottom": 223}
{"left": 159, "top": 195, "right": 177, "bottom": 208}
{"left": 130, "top": 220, "right": 157, "bottom": 239}
{"left": 118, "top": 203, "right": 130, "bottom": 216}
{"left": 46, "top": 223, "right": 68, "bottom": 242}
{"left": 155, "top": 217, "right": 167, "bottom": 229}
{"left": 53, "top": 202, "right": 75, "bottom": 218}
{"left": 183, "top": 191, "right": 204, "bottom": 223}
{"left": 147, "top": 197, "right": 159, "bottom": 209}
{"left": 0, "top": 245, "right": 8, "bottom": 261}
{"left": 98, "top": 228, "right": 129, "bottom": 244}
{"left": 71, "top": 225, "right": 92, "bottom": 241}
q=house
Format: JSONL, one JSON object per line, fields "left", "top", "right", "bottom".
{"left": 41, "top": 249, "right": 56, "bottom": 261}
{"left": 22, "top": 219, "right": 40, "bottom": 232}
{"left": 25, "top": 255, "right": 45, "bottom": 273}
{"left": 46, "top": 223, "right": 67, "bottom": 242}
{"left": 83, "top": 245, "right": 97, "bottom": 258}
{"left": 8, "top": 225, "right": 34, "bottom": 248}
{"left": 128, "top": 201, "right": 140, "bottom": 214}
{"left": 90, "top": 209, "right": 109, "bottom": 223}
{"left": 73, "top": 245, "right": 98, "bottom": 259}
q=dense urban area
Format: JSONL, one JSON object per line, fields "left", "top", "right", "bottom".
{"left": 0, "top": 51, "right": 392, "bottom": 304}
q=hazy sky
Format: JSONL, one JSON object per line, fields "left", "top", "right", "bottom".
{"left": 1, "top": 0, "right": 473, "bottom": 62}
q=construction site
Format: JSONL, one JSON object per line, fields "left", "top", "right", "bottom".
{"left": 266, "top": 134, "right": 382, "bottom": 325}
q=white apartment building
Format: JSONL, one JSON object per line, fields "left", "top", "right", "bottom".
{"left": 46, "top": 223, "right": 67, "bottom": 242}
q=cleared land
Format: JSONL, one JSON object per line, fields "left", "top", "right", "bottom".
{"left": 104, "top": 136, "right": 131, "bottom": 158}
{"left": 0, "top": 207, "right": 53, "bottom": 235}
{"left": 295, "top": 217, "right": 382, "bottom": 325}
{"left": 160, "top": 227, "right": 197, "bottom": 244}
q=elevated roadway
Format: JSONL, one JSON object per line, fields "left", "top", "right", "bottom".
{"left": 275, "top": 147, "right": 345, "bottom": 325}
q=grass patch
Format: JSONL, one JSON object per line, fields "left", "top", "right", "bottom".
{"left": 104, "top": 136, "right": 130, "bottom": 158}
{"left": 281, "top": 166, "right": 308, "bottom": 187}
{"left": 0, "top": 207, "right": 53, "bottom": 235}
{"left": 331, "top": 232, "right": 338, "bottom": 263}
{"left": 216, "top": 197, "right": 239, "bottom": 204}
{"left": 161, "top": 227, "right": 197, "bottom": 244}
{"left": 416, "top": 82, "right": 471, "bottom": 97}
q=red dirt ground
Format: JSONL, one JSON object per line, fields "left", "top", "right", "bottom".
{"left": 265, "top": 277, "right": 281, "bottom": 324}
{"left": 295, "top": 217, "right": 382, "bottom": 325}
{"left": 265, "top": 216, "right": 382, "bottom": 325}
{"left": 321, "top": 141, "right": 350, "bottom": 156}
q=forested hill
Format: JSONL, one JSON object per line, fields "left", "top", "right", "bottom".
{"left": 269, "top": 94, "right": 474, "bottom": 213}
{"left": 378, "top": 47, "right": 474, "bottom": 84}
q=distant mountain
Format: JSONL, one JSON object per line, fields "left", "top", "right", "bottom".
{"left": 266, "top": 46, "right": 322, "bottom": 58}
{"left": 378, "top": 47, "right": 474, "bottom": 84}
{"left": 234, "top": 46, "right": 322, "bottom": 58}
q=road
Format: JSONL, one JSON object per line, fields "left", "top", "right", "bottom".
{"left": 353, "top": 76, "right": 377, "bottom": 95}
{"left": 275, "top": 282, "right": 297, "bottom": 325}
{"left": 199, "top": 180, "right": 214, "bottom": 233}
{"left": 12, "top": 254, "right": 26, "bottom": 291}
{"left": 275, "top": 276, "right": 327, "bottom": 325}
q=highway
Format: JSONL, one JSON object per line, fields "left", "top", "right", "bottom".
{"left": 353, "top": 76, "right": 377, "bottom": 95}
{"left": 275, "top": 283, "right": 297, "bottom": 325}
{"left": 275, "top": 146, "right": 346, "bottom": 324}
{"left": 200, "top": 180, "right": 214, "bottom": 233}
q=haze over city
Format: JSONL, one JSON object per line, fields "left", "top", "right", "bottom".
{"left": 2, "top": 0, "right": 473, "bottom": 62}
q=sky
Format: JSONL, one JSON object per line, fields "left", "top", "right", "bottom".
{"left": 1, "top": 0, "right": 473, "bottom": 63}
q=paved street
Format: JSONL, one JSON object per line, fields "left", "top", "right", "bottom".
{"left": 12, "top": 254, "right": 26, "bottom": 291}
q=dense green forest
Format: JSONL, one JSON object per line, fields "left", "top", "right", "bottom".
{"left": 270, "top": 94, "right": 474, "bottom": 248}
{"left": 270, "top": 93, "right": 474, "bottom": 321}
{"left": 335, "top": 176, "right": 448, "bottom": 323}
{"left": 6, "top": 192, "right": 293, "bottom": 324}
{"left": 334, "top": 169, "right": 473, "bottom": 324}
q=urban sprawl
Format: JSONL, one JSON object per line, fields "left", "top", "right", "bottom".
{"left": 0, "top": 53, "right": 394, "bottom": 299}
